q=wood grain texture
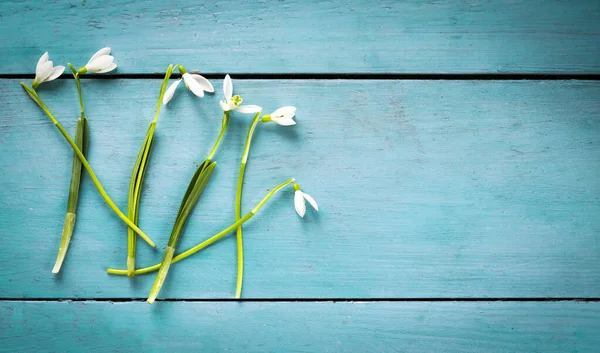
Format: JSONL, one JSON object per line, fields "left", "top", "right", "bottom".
{"left": 1, "top": 301, "right": 599, "bottom": 352}
{"left": 1, "top": 0, "right": 599, "bottom": 74}
{"left": 0, "top": 79, "right": 599, "bottom": 299}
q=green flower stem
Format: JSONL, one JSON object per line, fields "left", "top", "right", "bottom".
{"left": 235, "top": 112, "right": 262, "bottom": 298}
{"left": 146, "top": 112, "right": 229, "bottom": 303}
{"left": 20, "top": 83, "right": 155, "bottom": 247}
{"left": 126, "top": 65, "right": 174, "bottom": 277}
{"left": 207, "top": 112, "right": 230, "bottom": 160}
{"left": 106, "top": 178, "right": 295, "bottom": 276}
{"left": 152, "top": 64, "right": 175, "bottom": 124}
{"left": 52, "top": 115, "right": 88, "bottom": 273}
{"left": 68, "top": 63, "right": 85, "bottom": 115}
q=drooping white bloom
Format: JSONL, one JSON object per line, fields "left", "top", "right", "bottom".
{"left": 84, "top": 47, "right": 117, "bottom": 73}
{"left": 294, "top": 188, "right": 318, "bottom": 218}
{"left": 219, "top": 75, "right": 262, "bottom": 113}
{"left": 163, "top": 72, "right": 214, "bottom": 105}
{"left": 32, "top": 52, "right": 65, "bottom": 88}
{"left": 264, "top": 106, "right": 297, "bottom": 126}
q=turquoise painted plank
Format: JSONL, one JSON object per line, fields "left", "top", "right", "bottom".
{"left": 0, "top": 79, "right": 599, "bottom": 299}
{"left": 1, "top": 0, "right": 599, "bottom": 74}
{"left": 1, "top": 301, "right": 598, "bottom": 352}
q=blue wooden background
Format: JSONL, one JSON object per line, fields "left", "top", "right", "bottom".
{"left": 1, "top": 0, "right": 599, "bottom": 351}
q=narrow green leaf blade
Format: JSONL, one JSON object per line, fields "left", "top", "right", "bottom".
{"left": 126, "top": 121, "right": 157, "bottom": 276}
{"left": 167, "top": 161, "right": 217, "bottom": 248}
{"left": 66, "top": 116, "right": 87, "bottom": 214}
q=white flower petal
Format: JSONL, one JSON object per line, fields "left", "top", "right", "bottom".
{"left": 36, "top": 61, "right": 54, "bottom": 83}
{"left": 220, "top": 100, "right": 232, "bottom": 111}
{"left": 85, "top": 55, "right": 114, "bottom": 72}
{"left": 235, "top": 105, "right": 262, "bottom": 114}
{"left": 272, "top": 106, "right": 296, "bottom": 119}
{"left": 45, "top": 65, "right": 65, "bottom": 82}
{"left": 163, "top": 79, "right": 182, "bottom": 105}
{"left": 273, "top": 117, "right": 296, "bottom": 126}
{"left": 87, "top": 47, "right": 111, "bottom": 65}
{"left": 36, "top": 52, "right": 49, "bottom": 73}
{"left": 301, "top": 192, "right": 318, "bottom": 211}
{"left": 294, "top": 190, "right": 306, "bottom": 217}
{"left": 183, "top": 73, "right": 204, "bottom": 98}
{"left": 97, "top": 62, "right": 117, "bottom": 74}
{"left": 223, "top": 74, "right": 232, "bottom": 100}
{"left": 189, "top": 74, "right": 214, "bottom": 92}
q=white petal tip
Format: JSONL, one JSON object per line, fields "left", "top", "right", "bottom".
{"left": 294, "top": 191, "right": 306, "bottom": 217}
{"left": 301, "top": 192, "right": 319, "bottom": 212}
{"left": 274, "top": 118, "right": 296, "bottom": 126}
{"left": 87, "top": 47, "right": 112, "bottom": 65}
{"left": 45, "top": 65, "right": 66, "bottom": 82}
{"left": 189, "top": 74, "right": 215, "bottom": 93}
{"left": 223, "top": 74, "right": 233, "bottom": 99}
{"left": 235, "top": 105, "right": 262, "bottom": 114}
{"left": 97, "top": 63, "right": 117, "bottom": 74}
{"left": 163, "top": 79, "right": 181, "bottom": 105}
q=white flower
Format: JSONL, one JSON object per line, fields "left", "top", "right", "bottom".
{"left": 264, "top": 106, "right": 296, "bottom": 126}
{"left": 32, "top": 52, "right": 65, "bottom": 88}
{"left": 84, "top": 47, "right": 117, "bottom": 73}
{"left": 294, "top": 188, "right": 318, "bottom": 218}
{"left": 219, "top": 75, "right": 262, "bottom": 113}
{"left": 163, "top": 72, "right": 214, "bottom": 105}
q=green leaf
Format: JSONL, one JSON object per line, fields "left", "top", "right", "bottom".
{"left": 54, "top": 115, "right": 87, "bottom": 274}
{"left": 66, "top": 116, "right": 88, "bottom": 213}
{"left": 126, "top": 122, "right": 157, "bottom": 276}
{"left": 131, "top": 122, "right": 157, "bottom": 221}
{"left": 175, "top": 159, "right": 209, "bottom": 218}
{"left": 167, "top": 161, "right": 217, "bottom": 248}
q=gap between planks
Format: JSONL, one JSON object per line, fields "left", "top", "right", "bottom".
{"left": 2, "top": 73, "right": 600, "bottom": 80}
{"left": 1, "top": 298, "right": 599, "bottom": 303}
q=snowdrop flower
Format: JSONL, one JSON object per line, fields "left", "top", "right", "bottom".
{"left": 293, "top": 184, "right": 318, "bottom": 217}
{"left": 219, "top": 75, "right": 262, "bottom": 113}
{"left": 163, "top": 65, "right": 214, "bottom": 105}
{"left": 32, "top": 52, "right": 65, "bottom": 89}
{"left": 262, "top": 106, "right": 297, "bottom": 126}
{"left": 81, "top": 47, "right": 117, "bottom": 74}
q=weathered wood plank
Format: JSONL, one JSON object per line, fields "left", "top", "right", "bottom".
{"left": 0, "top": 79, "right": 599, "bottom": 298}
{"left": 1, "top": 0, "right": 599, "bottom": 74}
{"left": 1, "top": 301, "right": 598, "bottom": 352}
